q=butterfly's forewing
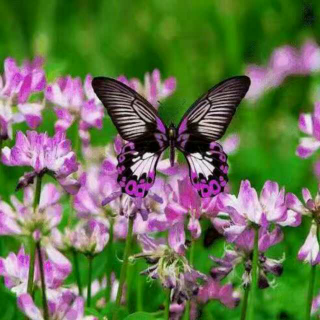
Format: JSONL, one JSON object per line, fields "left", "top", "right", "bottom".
{"left": 92, "top": 77, "right": 169, "bottom": 197}
{"left": 176, "top": 76, "right": 250, "bottom": 197}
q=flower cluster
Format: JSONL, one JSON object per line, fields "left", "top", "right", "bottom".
{"left": 246, "top": 40, "right": 320, "bottom": 101}
{"left": 0, "top": 57, "right": 46, "bottom": 140}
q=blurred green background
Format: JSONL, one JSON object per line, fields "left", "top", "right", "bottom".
{"left": 1, "top": 0, "right": 320, "bottom": 319}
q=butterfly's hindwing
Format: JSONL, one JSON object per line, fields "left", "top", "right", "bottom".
{"left": 117, "top": 136, "right": 168, "bottom": 197}
{"left": 177, "top": 137, "right": 228, "bottom": 197}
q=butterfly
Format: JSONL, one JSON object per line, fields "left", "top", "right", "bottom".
{"left": 92, "top": 75, "right": 250, "bottom": 198}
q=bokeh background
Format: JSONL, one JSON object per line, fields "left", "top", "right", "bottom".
{"left": 1, "top": 0, "right": 320, "bottom": 319}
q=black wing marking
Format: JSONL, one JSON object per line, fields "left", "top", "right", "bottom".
{"left": 92, "top": 77, "right": 168, "bottom": 142}
{"left": 177, "top": 76, "right": 250, "bottom": 141}
{"left": 117, "top": 140, "right": 166, "bottom": 198}
{"left": 178, "top": 137, "right": 228, "bottom": 198}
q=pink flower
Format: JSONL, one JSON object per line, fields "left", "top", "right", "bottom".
{"left": 0, "top": 183, "right": 62, "bottom": 238}
{"left": 197, "top": 279, "right": 239, "bottom": 308}
{"left": 296, "top": 102, "right": 320, "bottom": 158}
{"left": 0, "top": 57, "right": 46, "bottom": 139}
{"left": 45, "top": 74, "right": 104, "bottom": 148}
{"left": 134, "top": 234, "right": 206, "bottom": 304}
{"left": 216, "top": 180, "right": 300, "bottom": 249}
{"left": 286, "top": 187, "right": 320, "bottom": 264}
{"left": 18, "top": 291, "right": 97, "bottom": 320}
{"left": 210, "top": 247, "right": 284, "bottom": 289}
{"left": 118, "top": 69, "right": 176, "bottom": 109}
{"left": 71, "top": 218, "right": 109, "bottom": 255}
{"left": 2, "top": 131, "right": 80, "bottom": 194}
{"left": 245, "top": 40, "right": 320, "bottom": 101}
{"left": 0, "top": 246, "right": 71, "bottom": 297}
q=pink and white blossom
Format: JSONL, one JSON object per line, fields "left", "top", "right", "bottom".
{"left": 46, "top": 74, "right": 104, "bottom": 149}
{"left": 296, "top": 102, "right": 320, "bottom": 158}
{"left": 246, "top": 40, "right": 320, "bottom": 101}
{"left": 286, "top": 187, "right": 320, "bottom": 264}
{"left": 2, "top": 130, "right": 80, "bottom": 194}
{"left": 0, "top": 246, "right": 71, "bottom": 298}
{"left": 18, "top": 291, "right": 97, "bottom": 320}
{"left": 0, "top": 57, "right": 46, "bottom": 139}
{"left": 216, "top": 180, "right": 300, "bottom": 249}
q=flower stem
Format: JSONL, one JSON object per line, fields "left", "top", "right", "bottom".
{"left": 113, "top": 216, "right": 134, "bottom": 320}
{"left": 74, "top": 121, "right": 81, "bottom": 159}
{"left": 27, "top": 175, "right": 43, "bottom": 296}
{"left": 36, "top": 241, "right": 49, "bottom": 320}
{"left": 306, "top": 263, "right": 317, "bottom": 320}
{"left": 87, "top": 255, "right": 94, "bottom": 307}
{"left": 27, "top": 238, "right": 36, "bottom": 295}
{"left": 183, "top": 239, "right": 196, "bottom": 320}
{"left": 240, "top": 285, "right": 250, "bottom": 320}
{"left": 33, "top": 175, "right": 42, "bottom": 213}
{"left": 248, "top": 226, "right": 259, "bottom": 320}
{"left": 73, "top": 250, "right": 83, "bottom": 296}
{"left": 137, "top": 265, "right": 143, "bottom": 311}
{"left": 164, "top": 288, "right": 170, "bottom": 320}
{"left": 105, "top": 218, "right": 114, "bottom": 303}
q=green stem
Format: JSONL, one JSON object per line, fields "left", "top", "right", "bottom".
{"left": 306, "top": 223, "right": 319, "bottom": 320}
{"left": 27, "top": 238, "right": 36, "bottom": 295}
{"left": 87, "top": 255, "right": 94, "bottom": 307}
{"left": 105, "top": 218, "right": 114, "bottom": 303}
{"left": 137, "top": 265, "right": 143, "bottom": 311}
{"left": 164, "top": 288, "right": 170, "bottom": 320}
{"left": 33, "top": 175, "right": 42, "bottom": 212}
{"left": 306, "top": 264, "right": 316, "bottom": 320}
{"left": 27, "top": 175, "right": 43, "bottom": 296}
{"left": 74, "top": 121, "right": 81, "bottom": 160}
{"left": 36, "top": 242, "right": 49, "bottom": 320}
{"left": 73, "top": 250, "right": 83, "bottom": 296}
{"left": 183, "top": 239, "right": 195, "bottom": 320}
{"left": 113, "top": 216, "right": 134, "bottom": 320}
{"left": 240, "top": 285, "right": 250, "bottom": 320}
{"left": 248, "top": 226, "right": 259, "bottom": 320}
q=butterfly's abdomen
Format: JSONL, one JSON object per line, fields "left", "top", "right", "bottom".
{"left": 168, "top": 125, "right": 176, "bottom": 167}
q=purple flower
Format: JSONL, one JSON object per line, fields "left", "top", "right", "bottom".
{"left": 0, "top": 183, "right": 62, "bottom": 238}
{"left": 118, "top": 69, "right": 176, "bottom": 109}
{"left": 286, "top": 188, "right": 320, "bottom": 264}
{"left": 0, "top": 246, "right": 71, "bottom": 297}
{"left": 312, "top": 290, "right": 320, "bottom": 315}
{"left": 0, "top": 57, "right": 46, "bottom": 140}
{"left": 245, "top": 40, "right": 320, "bottom": 101}
{"left": 71, "top": 218, "right": 109, "bottom": 255}
{"left": 296, "top": 102, "right": 320, "bottom": 158}
{"left": 45, "top": 74, "right": 104, "bottom": 148}
{"left": 2, "top": 130, "right": 80, "bottom": 194}
{"left": 210, "top": 247, "right": 284, "bottom": 289}
{"left": 216, "top": 180, "right": 300, "bottom": 249}
{"left": 221, "top": 133, "right": 240, "bottom": 155}
{"left": 134, "top": 234, "right": 206, "bottom": 304}
{"left": 18, "top": 291, "right": 97, "bottom": 320}
{"left": 197, "top": 279, "right": 239, "bottom": 308}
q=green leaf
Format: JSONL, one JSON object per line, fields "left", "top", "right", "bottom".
{"left": 124, "top": 312, "right": 159, "bottom": 320}
{"left": 84, "top": 307, "right": 102, "bottom": 318}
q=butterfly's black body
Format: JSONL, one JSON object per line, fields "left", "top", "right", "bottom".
{"left": 168, "top": 123, "right": 177, "bottom": 167}
{"left": 92, "top": 75, "right": 250, "bottom": 198}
